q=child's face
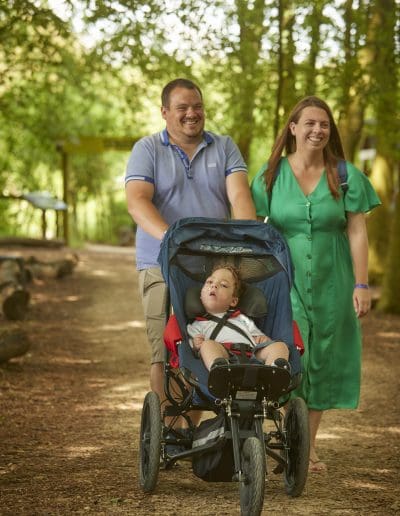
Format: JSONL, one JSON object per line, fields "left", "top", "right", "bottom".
{"left": 200, "top": 268, "right": 239, "bottom": 314}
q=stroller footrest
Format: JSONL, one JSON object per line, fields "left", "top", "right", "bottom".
{"left": 208, "top": 363, "right": 291, "bottom": 400}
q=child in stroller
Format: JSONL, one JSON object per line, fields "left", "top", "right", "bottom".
{"left": 138, "top": 217, "right": 309, "bottom": 516}
{"left": 187, "top": 263, "right": 291, "bottom": 373}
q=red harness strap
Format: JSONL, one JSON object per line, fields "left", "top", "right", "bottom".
{"left": 222, "top": 342, "right": 253, "bottom": 358}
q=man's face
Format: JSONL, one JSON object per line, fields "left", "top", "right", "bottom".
{"left": 161, "top": 87, "right": 205, "bottom": 144}
{"left": 200, "top": 268, "right": 238, "bottom": 314}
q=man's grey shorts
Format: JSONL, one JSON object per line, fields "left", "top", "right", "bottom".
{"left": 138, "top": 267, "right": 168, "bottom": 364}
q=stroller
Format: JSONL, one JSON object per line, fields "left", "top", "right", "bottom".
{"left": 138, "top": 217, "right": 309, "bottom": 516}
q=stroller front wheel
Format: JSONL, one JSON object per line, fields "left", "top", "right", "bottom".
{"left": 283, "top": 397, "right": 310, "bottom": 497}
{"left": 239, "top": 436, "right": 266, "bottom": 516}
{"left": 139, "top": 391, "right": 162, "bottom": 492}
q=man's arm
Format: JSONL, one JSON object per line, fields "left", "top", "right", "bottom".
{"left": 226, "top": 171, "right": 257, "bottom": 220}
{"left": 125, "top": 180, "right": 168, "bottom": 240}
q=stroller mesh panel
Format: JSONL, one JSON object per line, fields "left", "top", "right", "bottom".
{"left": 171, "top": 252, "right": 282, "bottom": 283}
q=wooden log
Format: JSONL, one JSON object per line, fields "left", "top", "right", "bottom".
{"left": 25, "top": 253, "right": 78, "bottom": 279}
{"left": 1, "top": 285, "right": 30, "bottom": 320}
{"left": 0, "top": 237, "right": 65, "bottom": 248}
{"left": 0, "top": 258, "right": 22, "bottom": 283}
{"left": 0, "top": 330, "right": 31, "bottom": 363}
{"left": 0, "top": 259, "right": 30, "bottom": 320}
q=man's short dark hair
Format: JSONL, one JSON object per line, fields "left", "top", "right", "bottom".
{"left": 161, "top": 78, "right": 203, "bottom": 108}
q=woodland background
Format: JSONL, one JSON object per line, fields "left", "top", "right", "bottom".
{"left": 1, "top": 0, "right": 399, "bottom": 311}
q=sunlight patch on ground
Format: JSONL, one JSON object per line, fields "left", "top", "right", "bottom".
{"left": 376, "top": 331, "right": 400, "bottom": 339}
{"left": 66, "top": 445, "right": 101, "bottom": 458}
{"left": 111, "top": 383, "right": 136, "bottom": 393}
{"left": 347, "top": 480, "right": 387, "bottom": 491}
{"left": 131, "top": 401, "right": 145, "bottom": 411}
{"left": 91, "top": 269, "right": 114, "bottom": 277}
{"left": 317, "top": 431, "right": 341, "bottom": 440}
{"left": 65, "top": 295, "right": 80, "bottom": 302}
{"left": 98, "top": 320, "right": 145, "bottom": 331}
{"left": 48, "top": 357, "right": 101, "bottom": 365}
{"left": 114, "top": 402, "right": 138, "bottom": 410}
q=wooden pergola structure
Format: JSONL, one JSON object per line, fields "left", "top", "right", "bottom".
{"left": 56, "top": 136, "right": 139, "bottom": 245}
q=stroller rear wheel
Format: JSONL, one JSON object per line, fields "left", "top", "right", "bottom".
{"left": 139, "top": 391, "right": 162, "bottom": 492}
{"left": 283, "top": 397, "right": 310, "bottom": 497}
{"left": 239, "top": 437, "right": 266, "bottom": 516}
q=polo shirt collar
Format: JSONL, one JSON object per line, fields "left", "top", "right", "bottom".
{"left": 160, "top": 128, "right": 214, "bottom": 146}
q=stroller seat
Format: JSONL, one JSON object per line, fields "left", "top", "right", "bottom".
{"left": 183, "top": 283, "right": 292, "bottom": 400}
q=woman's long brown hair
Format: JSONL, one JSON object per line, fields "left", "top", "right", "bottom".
{"left": 265, "top": 96, "right": 346, "bottom": 199}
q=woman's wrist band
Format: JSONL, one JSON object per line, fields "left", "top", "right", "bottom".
{"left": 354, "top": 283, "right": 369, "bottom": 289}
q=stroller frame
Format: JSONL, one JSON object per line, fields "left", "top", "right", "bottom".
{"left": 138, "top": 218, "right": 310, "bottom": 516}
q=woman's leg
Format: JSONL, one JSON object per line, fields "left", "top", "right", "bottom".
{"left": 309, "top": 409, "right": 327, "bottom": 472}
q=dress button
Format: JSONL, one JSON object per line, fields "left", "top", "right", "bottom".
{"left": 307, "top": 288, "right": 312, "bottom": 293}
{"left": 307, "top": 236, "right": 312, "bottom": 240}
{"left": 307, "top": 254, "right": 312, "bottom": 259}
{"left": 308, "top": 306, "right": 313, "bottom": 311}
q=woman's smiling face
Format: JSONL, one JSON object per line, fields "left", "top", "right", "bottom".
{"left": 290, "top": 106, "right": 331, "bottom": 152}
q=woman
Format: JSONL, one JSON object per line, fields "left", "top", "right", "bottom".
{"left": 251, "top": 96, "right": 380, "bottom": 472}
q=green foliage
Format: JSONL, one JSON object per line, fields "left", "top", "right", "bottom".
{"left": 1, "top": 1, "right": 399, "bottom": 311}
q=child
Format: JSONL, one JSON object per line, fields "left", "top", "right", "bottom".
{"left": 187, "top": 264, "right": 291, "bottom": 371}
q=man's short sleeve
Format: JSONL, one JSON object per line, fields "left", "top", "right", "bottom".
{"left": 225, "top": 136, "right": 248, "bottom": 176}
{"left": 125, "top": 137, "right": 156, "bottom": 186}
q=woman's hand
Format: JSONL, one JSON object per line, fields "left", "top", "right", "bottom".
{"left": 353, "top": 287, "right": 371, "bottom": 318}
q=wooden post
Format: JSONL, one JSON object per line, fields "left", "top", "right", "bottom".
{"left": 61, "top": 149, "right": 69, "bottom": 245}
{"left": 42, "top": 209, "right": 47, "bottom": 239}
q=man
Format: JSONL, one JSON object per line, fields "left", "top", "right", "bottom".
{"left": 125, "top": 78, "right": 256, "bottom": 414}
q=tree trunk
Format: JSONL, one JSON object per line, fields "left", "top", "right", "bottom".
{"left": 231, "top": 0, "right": 267, "bottom": 161}
{"left": 337, "top": 1, "right": 372, "bottom": 161}
{"left": 369, "top": 0, "right": 399, "bottom": 307}
{"left": 377, "top": 188, "right": 400, "bottom": 313}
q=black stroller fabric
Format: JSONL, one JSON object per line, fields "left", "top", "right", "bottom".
{"left": 191, "top": 412, "right": 235, "bottom": 481}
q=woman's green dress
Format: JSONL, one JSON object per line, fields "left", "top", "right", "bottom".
{"left": 251, "top": 158, "right": 381, "bottom": 410}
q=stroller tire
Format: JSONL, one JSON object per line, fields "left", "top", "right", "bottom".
{"left": 139, "top": 391, "right": 162, "bottom": 492}
{"left": 239, "top": 437, "right": 266, "bottom": 516}
{"left": 283, "top": 397, "right": 310, "bottom": 497}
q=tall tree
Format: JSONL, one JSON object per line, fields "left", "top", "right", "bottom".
{"left": 369, "top": 0, "right": 400, "bottom": 310}
{"left": 336, "top": 0, "right": 372, "bottom": 162}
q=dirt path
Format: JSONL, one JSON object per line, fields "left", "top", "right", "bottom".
{"left": 1, "top": 245, "right": 399, "bottom": 515}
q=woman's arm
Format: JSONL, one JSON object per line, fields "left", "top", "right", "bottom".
{"left": 346, "top": 212, "right": 371, "bottom": 318}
